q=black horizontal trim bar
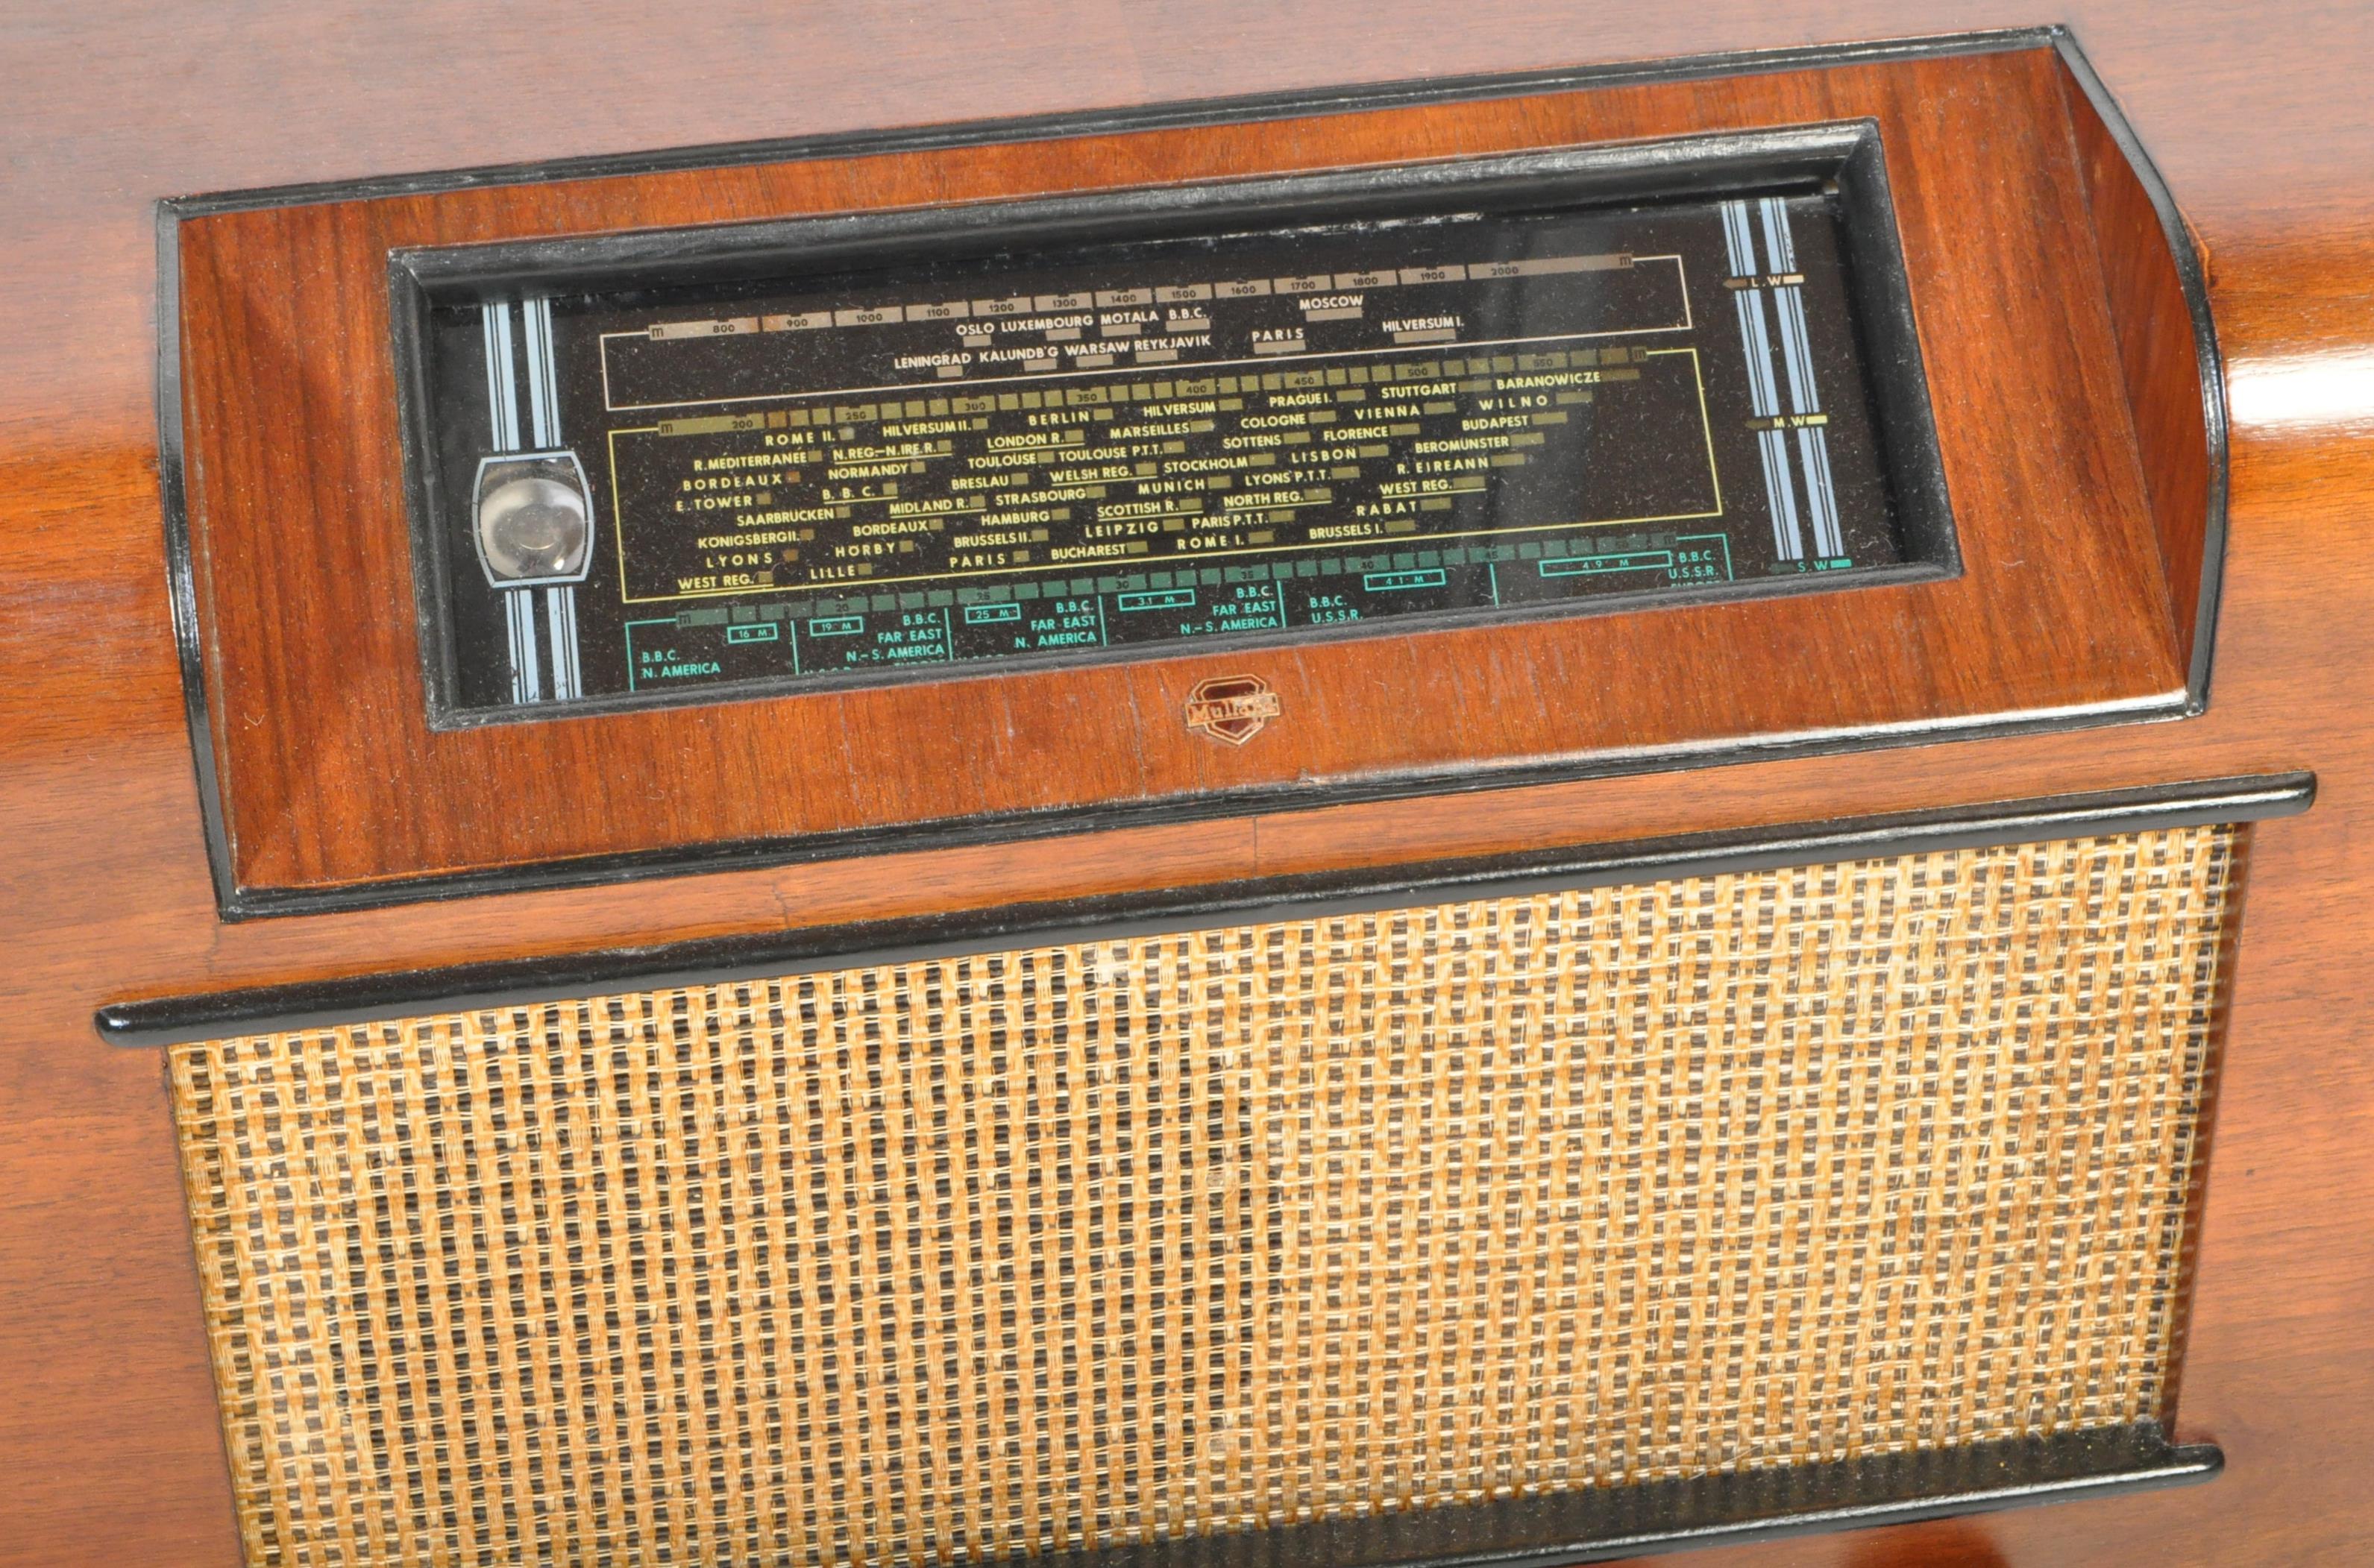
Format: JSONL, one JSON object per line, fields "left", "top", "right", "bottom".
{"left": 98, "top": 772, "right": 2311, "bottom": 1048}
{"left": 1040, "top": 1423, "right": 2218, "bottom": 1568}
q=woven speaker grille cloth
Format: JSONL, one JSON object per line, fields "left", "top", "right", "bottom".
{"left": 171, "top": 825, "right": 2241, "bottom": 1568}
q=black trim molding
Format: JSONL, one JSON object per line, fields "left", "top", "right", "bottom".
{"left": 153, "top": 25, "right": 2231, "bottom": 919}
{"left": 1040, "top": 1425, "right": 2218, "bottom": 1568}
{"left": 98, "top": 772, "right": 2310, "bottom": 1048}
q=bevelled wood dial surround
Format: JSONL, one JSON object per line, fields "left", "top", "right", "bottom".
{"left": 166, "top": 37, "right": 2214, "bottom": 912}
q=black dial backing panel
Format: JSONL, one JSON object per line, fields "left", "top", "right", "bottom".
{"left": 401, "top": 130, "right": 1951, "bottom": 720}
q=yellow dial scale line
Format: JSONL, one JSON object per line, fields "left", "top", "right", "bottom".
{"left": 596, "top": 256, "right": 1695, "bottom": 415}
{"left": 622, "top": 505, "right": 1732, "bottom": 603}
{"left": 608, "top": 425, "right": 659, "bottom": 605}
{"left": 607, "top": 343, "right": 1727, "bottom": 605}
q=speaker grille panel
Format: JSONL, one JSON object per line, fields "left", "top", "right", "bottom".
{"left": 169, "top": 825, "right": 2242, "bottom": 1568}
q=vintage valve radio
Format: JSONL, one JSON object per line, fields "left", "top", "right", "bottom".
{"left": 7, "top": 12, "right": 2367, "bottom": 1568}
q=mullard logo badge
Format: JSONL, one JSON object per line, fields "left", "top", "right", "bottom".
{"left": 1183, "top": 674, "right": 1281, "bottom": 746}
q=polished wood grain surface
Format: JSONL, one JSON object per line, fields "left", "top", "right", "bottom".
{"left": 1, "top": 4, "right": 2370, "bottom": 1565}
{"left": 2059, "top": 62, "right": 2214, "bottom": 675}
{"left": 175, "top": 44, "right": 2192, "bottom": 901}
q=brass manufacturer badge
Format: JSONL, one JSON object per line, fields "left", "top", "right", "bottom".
{"left": 1184, "top": 675, "right": 1281, "bottom": 746}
